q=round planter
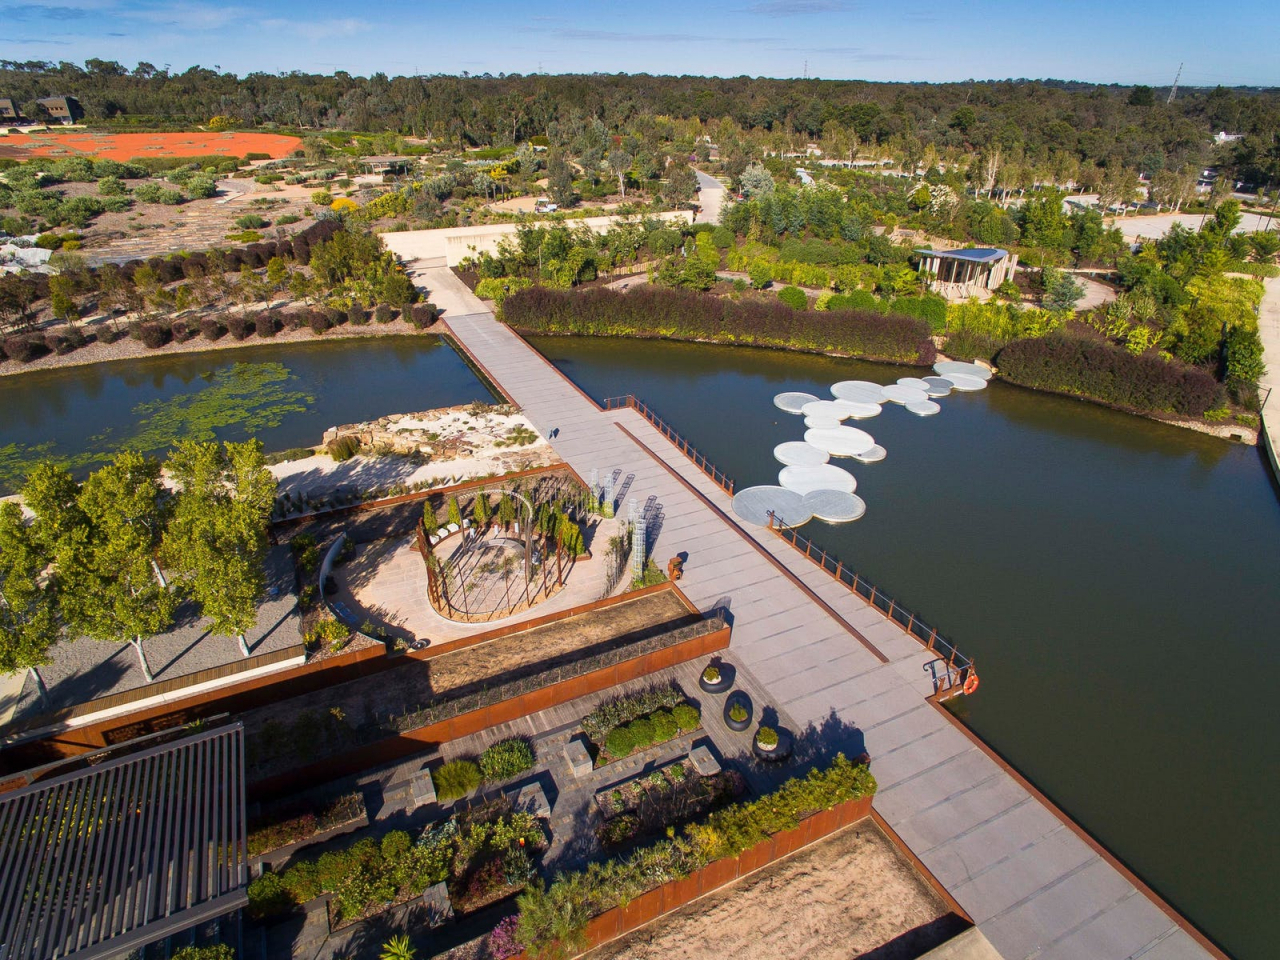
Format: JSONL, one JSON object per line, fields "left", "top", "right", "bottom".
{"left": 752, "top": 728, "right": 793, "bottom": 762}
{"left": 724, "top": 693, "right": 752, "bottom": 732}
{"left": 699, "top": 666, "right": 732, "bottom": 694}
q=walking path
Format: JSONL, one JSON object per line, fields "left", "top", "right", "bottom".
{"left": 413, "top": 267, "right": 1219, "bottom": 960}
{"left": 1257, "top": 277, "right": 1280, "bottom": 480}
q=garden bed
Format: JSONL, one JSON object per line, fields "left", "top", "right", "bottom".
{"left": 248, "top": 791, "right": 366, "bottom": 861}
{"left": 581, "top": 682, "right": 702, "bottom": 767}
{"left": 595, "top": 758, "right": 745, "bottom": 848}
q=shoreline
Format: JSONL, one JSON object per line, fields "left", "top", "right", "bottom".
{"left": 516, "top": 328, "right": 1258, "bottom": 446}
{"left": 0, "top": 318, "right": 447, "bottom": 379}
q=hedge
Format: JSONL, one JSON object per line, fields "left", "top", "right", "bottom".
{"left": 997, "top": 334, "right": 1222, "bottom": 416}
{"left": 503, "top": 286, "right": 935, "bottom": 365}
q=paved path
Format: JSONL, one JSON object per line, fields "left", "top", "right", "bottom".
{"left": 1257, "top": 276, "right": 1280, "bottom": 480}
{"left": 694, "top": 169, "right": 727, "bottom": 225}
{"left": 1110, "top": 210, "right": 1273, "bottom": 243}
{"left": 416, "top": 276, "right": 1218, "bottom": 959}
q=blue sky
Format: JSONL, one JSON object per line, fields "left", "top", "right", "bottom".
{"left": 3, "top": 0, "right": 1277, "bottom": 86}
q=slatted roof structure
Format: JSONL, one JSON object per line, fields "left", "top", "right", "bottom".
{"left": 0, "top": 724, "right": 248, "bottom": 960}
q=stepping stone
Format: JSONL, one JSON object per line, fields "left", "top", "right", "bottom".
{"left": 897, "top": 377, "right": 932, "bottom": 390}
{"left": 774, "top": 441, "right": 829, "bottom": 466}
{"left": 923, "top": 376, "right": 954, "bottom": 397}
{"left": 946, "top": 373, "right": 988, "bottom": 392}
{"left": 804, "top": 426, "right": 876, "bottom": 458}
{"left": 802, "top": 490, "right": 866, "bottom": 523}
{"left": 804, "top": 415, "right": 843, "bottom": 429}
{"left": 778, "top": 464, "right": 857, "bottom": 495}
{"left": 852, "top": 444, "right": 887, "bottom": 463}
{"left": 833, "top": 399, "right": 882, "bottom": 419}
{"left": 906, "top": 400, "right": 941, "bottom": 416}
{"left": 732, "top": 485, "right": 812, "bottom": 527}
{"left": 934, "top": 360, "right": 993, "bottom": 381}
{"left": 881, "top": 383, "right": 929, "bottom": 404}
{"left": 831, "top": 380, "right": 886, "bottom": 404}
{"left": 774, "top": 391, "right": 819, "bottom": 413}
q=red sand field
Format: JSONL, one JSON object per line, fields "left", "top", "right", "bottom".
{"left": 0, "top": 131, "right": 301, "bottom": 162}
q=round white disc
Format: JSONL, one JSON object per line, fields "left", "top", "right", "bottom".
{"left": 778, "top": 464, "right": 857, "bottom": 496}
{"left": 804, "top": 415, "right": 843, "bottom": 429}
{"left": 774, "top": 441, "right": 829, "bottom": 467}
{"left": 906, "top": 400, "right": 941, "bottom": 416}
{"left": 852, "top": 444, "right": 887, "bottom": 463}
{"left": 833, "top": 399, "right": 882, "bottom": 419}
{"left": 801, "top": 399, "right": 851, "bottom": 420}
{"left": 732, "top": 485, "right": 812, "bottom": 528}
{"left": 897, "top": 377, "right": 932, "bottom": 390}
{"left": 946, "top": 373, "right": 988, "bottom": 392}
{"left": 802, "top": 490, "right": 866, "bottom": 523}
{"left": 774, "top": 392, "right": 819, "bottom": 413}
{"left": 831, "top": 381, "right": 886, "bottom": 404}
{"left": 923, "top": 377, "right": 954, "bottom": 397}
{"left": 881, "top": 383, "right": 929, "bottom": 404}
{"left": 804, "top": 426, "right": 876, "bottom": 457}
{"left": 934, "top": 360, "right": 992, "bottom": 381}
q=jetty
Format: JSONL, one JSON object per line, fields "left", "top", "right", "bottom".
{"left": 420, "top": 265, "right": 1223, "bottom": 960}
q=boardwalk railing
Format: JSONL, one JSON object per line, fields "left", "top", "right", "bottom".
{"left": 603, "top": 393, "right": 977, "bottom": 696}
{"left": 603, "top": 395, "right": 736, "bottom": 495}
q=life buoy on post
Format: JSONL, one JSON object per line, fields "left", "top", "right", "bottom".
{"left": 963, "top": 673, "right": 980, "bottom": 696}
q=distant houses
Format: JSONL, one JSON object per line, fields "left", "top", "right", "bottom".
{"left": 36, "top": 95, "right": 84, "bottom": 124}
{"left": 0, "top": 98, "right": 19, "bottom": 122}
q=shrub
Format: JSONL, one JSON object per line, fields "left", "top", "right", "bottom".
{"left": 729, "top": 703, "right": 748, "bottom": 723}
{"left": 650, "top": 710, "right": 678, "bottom": 742}
{"left": 247, "top": 871, "right": 292, "bottom": 919}
{"left": 997, "top": 334, "right": 1221, "bottom": 416}
{"left": 277, "top": 213, "right": 302, "bottom": 226}
{"left": 755, "top": 726, "right": 779, "bottom": 748}
{"left": 2, "top": 336, "right": 43, "bottom": 362}
{"left": 503, "top": 286, "right": 934, "bottom": 365}
{"left": 347, "top": 302, "right": 367, "bottom": 325}
{"left": 199, "top": 317, "right": 225, "bottom": 340}
{"left": 308, "top": 311, "right": 331, "bottom": 334}
{"left": 409, "top": 302, "right": 437, "bottom": 328}
{"left": 627, "top": 717, "right": 655, "bottom": 749}
{"left": 487, "top": 915, "right": 522, "bottom": 960}
{"left": 603, "top": 726, "right": 634, "bottom": 759}
{"left": 171, "top": 319, "right": 197, "bottom": 342}
{"left": 44, "top": 332, "right": 76, "bottom": 356}
{"left": 777, "top": 286, "right": 808, "bottom": 310}
{"left": 225, "top": 314, "right": 251, "bottom": 340}
{"left": 255, "top": 313, "right": 278, "bottom": 338}
{"left": 479, "top": 738, "right": 535, "bottom": 782}
{"left": 236, "top": 213, "right": 269, "bottom": 229}
{"left": 381, "top": 830, "right": 411, "bottom": 859}
{"left": 433, "top": 759, "right": 482, "bottom": 800}
{"left": 582, "top": 683, "right": 683, "bottom": 743}
{"left": 671, "top": 703, "right": 700, "bottom": 732}
{"left": 328, "top": 435, "right": 360, "bottom": 461}
{"left": 374, "top": 303, "right": 393, "bottom": 324}
{"left": 139, "top": 322, "right": 170, "bottom": 349}
{"left": 701, "top": 665, "right": 720, "bottom": 683}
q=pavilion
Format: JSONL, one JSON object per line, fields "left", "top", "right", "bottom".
{"left": 915, "top": 247, "right": 1018, "bottom": 299}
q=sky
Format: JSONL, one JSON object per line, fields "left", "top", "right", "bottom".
{"left": 3, "top": 0, "right": 1278, "bottom": 87}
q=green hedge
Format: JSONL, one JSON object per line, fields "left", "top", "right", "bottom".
{"left": 515, "top": 754, "right": 875, "bottom": 957}
{"left": 504, "top": 286, "right": 936, "bottom": 365}
{"left": 479, "top": 738, "right": 535, "bottom": 782}
{"left": 997, "top": 335, "right": 1222, "bottom": 416}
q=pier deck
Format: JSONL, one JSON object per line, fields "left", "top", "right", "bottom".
{"left": 431, "top": 282, "right": 1219, "bottom": 960}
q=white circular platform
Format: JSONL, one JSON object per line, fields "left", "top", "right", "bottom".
{"left": 833, "top": 399, "right": 882, "bottom": 419}
{"left": 934, "top": 361, "right": 992, "bottom": 381}
{"left": 774, "top": 441, "right": 829, "bottom": 467}
{"left": 801, "top": 399, "right": 852, "bottom": 420}
{"left": 830, "top": 381, "right": 886, "bottom": 404}
{"left": 881, "top": 383, "right": 930, "bottom": 405}
{"left": 897, "top": 377, "right": 932, "bottom": 390}
{"left": 732, "top": 485, "right": 812, "bottom": 528}
{"left": 852, "top": 444, "right": 887, "bottom": 463}
{"left": 906, "top": 400, "right": 941, "bottom": 416}
{"left": 946, "top": 373, "right": 988, "bottom": 392}
{"left": 923, "top": 377, "right": 954, "bottom": 397}
{"left": 774, "top": 392, "right": 819, "bottom": 414}
{"left": 804, "top": 415, "right": 843, "bottom": 429}
{"left": 804, "top": 426, "right": 876, "bottom": 457}
{"left": 778, "top": 464, "right": 857, "bottom": 496}
{"left": 801, "top": 490, "right": 867, "bottom": 523}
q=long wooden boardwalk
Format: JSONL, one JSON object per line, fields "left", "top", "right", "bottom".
{"left": 431, "top": 282, "right": 1221, "bottom": 960}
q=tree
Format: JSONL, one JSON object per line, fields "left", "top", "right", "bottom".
{"left": 547, "top": 151, "right": 576, "bottom": 207}
{"left": 1127, "top": 85, "right": 1155, "bottom": 107}
{"left": 446, "top": 495, "right": 462, "bottom": 527}
{"left": 21, "top": 462, "right": 86, "bottom": 559}
{"left": 497, "top": 492, "right": 517, "bottom": 528}
{"left": 608, "top": 149, "right": 632, "bottom": 197}
{"left": 1042, "top": 268, "right": 1085, "bottom": 313}
{"left": 163, "top": 441, "right": 276, "bottom": 658}
{"left": 471, "top": 492, "right": 490, "bottom": 527}
{"left": 47, "top": 274, "right": 80, "bottom": 324}
{"left": 57, "top": 453, "right": 177, "bottom": 682}
{"left": 0, "top": 502, "right": 59, "bottom": 703}
{"left": 738, "top": 161, "right": 775, "bottom": 199}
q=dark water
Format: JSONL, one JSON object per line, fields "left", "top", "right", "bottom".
{"left": 0, "top": 337, "right": 494, "bottom": 491}
{"left": 530, "top": 335, "right": 1278, "bottom": 960}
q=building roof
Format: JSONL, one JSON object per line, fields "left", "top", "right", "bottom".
{"left": 0, "top": 724, "right": 248, "bottom": 960}
{"left": 915, "top": 247, "right": 1008, "bottom": 263}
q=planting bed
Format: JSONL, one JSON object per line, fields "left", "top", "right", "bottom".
{"left": 595, "top": 758, "right": 745, "bottom": 848}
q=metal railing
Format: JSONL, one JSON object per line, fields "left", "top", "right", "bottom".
{"left": 603, "top": 393, "right": 977, "bottom": 696}
{"left": 603, "top": 395, "right": 736, "bottom": 495}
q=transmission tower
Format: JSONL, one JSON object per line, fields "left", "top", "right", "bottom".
{"left": 1167, "top": 63, "right": 1183, "bottom": 104}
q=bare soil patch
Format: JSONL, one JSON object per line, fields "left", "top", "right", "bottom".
{"left": 586, "top": 822, "right": 965, "bottom": 960}
{"left": 0, "top": 130, "right": 300, "bottom": 162}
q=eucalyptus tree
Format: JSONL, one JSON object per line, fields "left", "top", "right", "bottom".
{"left": 0, "top": 501, "right": 60, "bottom": 704}
{"left": 56, "top": 452, "right": 176, "bottom": 683}
{"left": 162, "top": 440, "right": 276, "bottom": 658}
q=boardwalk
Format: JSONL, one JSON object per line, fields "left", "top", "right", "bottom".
{"left": 422, "top": 271, "right": 1220, "bottom": 960}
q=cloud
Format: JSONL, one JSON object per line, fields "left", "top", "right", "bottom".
{"left": 9, "top": 5, "right": 90, "bottom": 19}
{"left": 746, "top": 0, "right": 854, "bottom": 15}
{"left": 5, "top": 37, "right": 73, "bottom": 45}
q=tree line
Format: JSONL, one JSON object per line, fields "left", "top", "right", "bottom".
{"left": 0, "top": 440, "right": 277, "bottom": 700}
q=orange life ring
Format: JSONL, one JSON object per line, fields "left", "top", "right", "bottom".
{"left": 963, "top": 674, "right": 980, "bottom": 696}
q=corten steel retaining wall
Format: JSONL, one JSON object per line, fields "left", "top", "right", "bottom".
{"left": 511, "top": 794, "right": 895, "bottom": 960}
{"left": 247, "top": 619, "right": 730, "bottom": 800}
{"left": 0, "top": 583, "right": 697, "bottom": 778}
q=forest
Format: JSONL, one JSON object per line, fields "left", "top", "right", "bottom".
{"left": 2, "top": 61, "right": 1279, "bottom": 184}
